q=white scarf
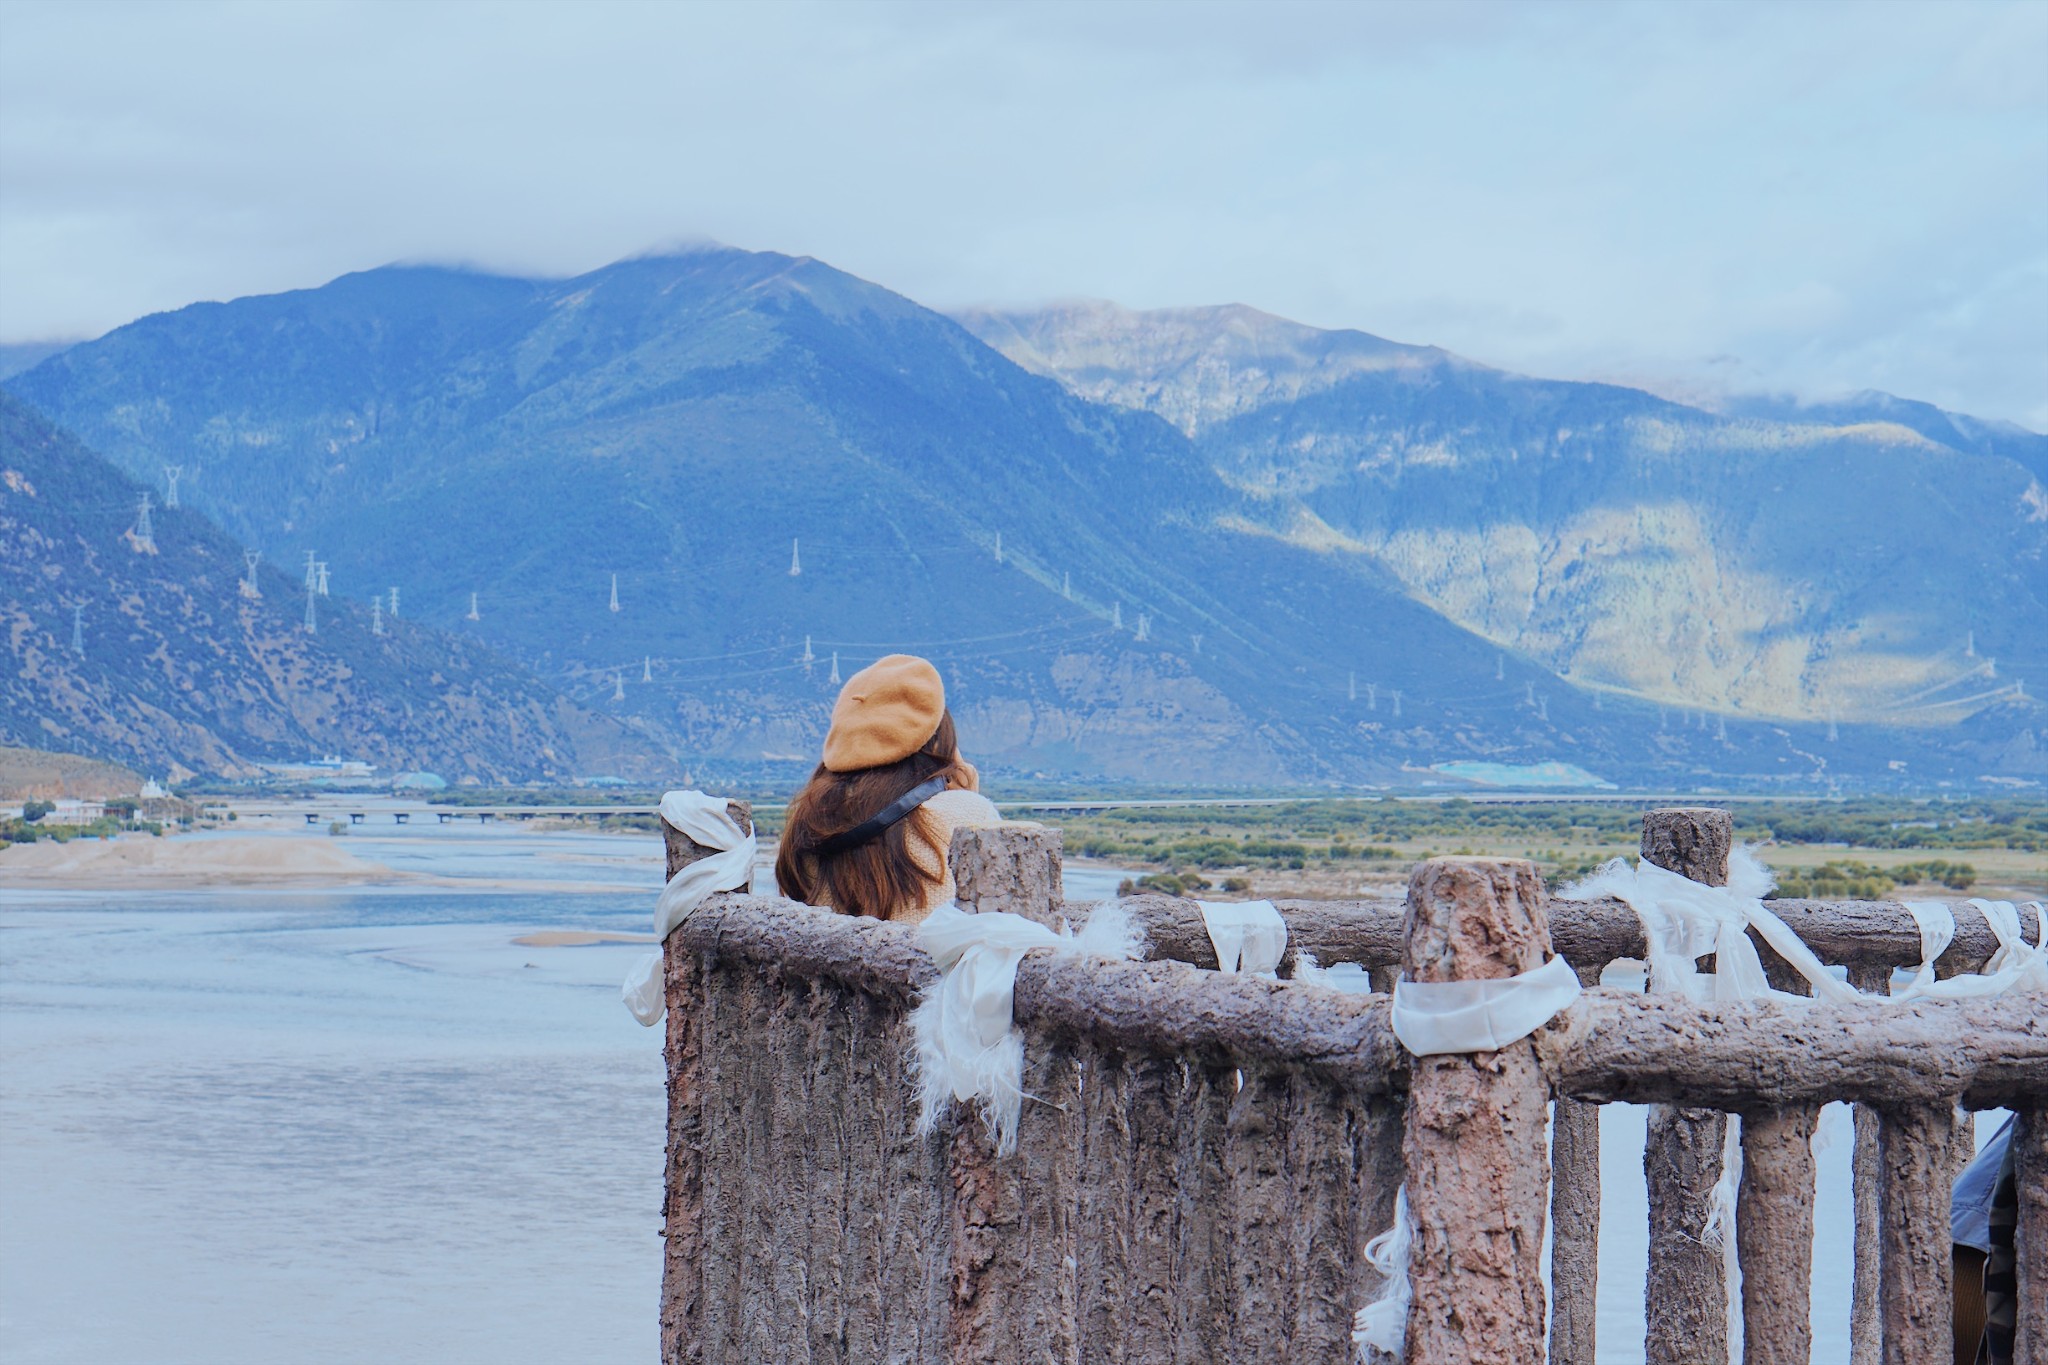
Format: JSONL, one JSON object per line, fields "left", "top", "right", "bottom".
{"left": 621, "top": 791, "right": 758, "bottom": 1025}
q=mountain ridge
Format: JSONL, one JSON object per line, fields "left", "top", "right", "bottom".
{"left": 7, "top": 251, "right": 2041, "bottom": 786}
{"left": 955, "top": 299, "right": 2048, "bottom": 728}
{"left": 0, "top": 392, "right": 668, "bottom": 783}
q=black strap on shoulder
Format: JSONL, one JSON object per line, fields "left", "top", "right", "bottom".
{"left": 813, "top": 775, "right": 951, "bottom": 858}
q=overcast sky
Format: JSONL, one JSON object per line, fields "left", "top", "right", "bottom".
{"left": 2, "top": 0, "right": 2043, "bottom": 426}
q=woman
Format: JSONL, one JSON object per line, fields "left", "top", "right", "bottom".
{"left": 775, "top": 654, "right": 1000, "bottom": 924}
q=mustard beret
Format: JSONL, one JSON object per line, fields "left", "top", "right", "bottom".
{"left": 822, "top": 654, "right": 946, "bottom": 772}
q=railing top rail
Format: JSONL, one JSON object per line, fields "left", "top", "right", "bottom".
{"left": 1111, "top": 891, "right": 2043, "bottom": 980}
{"left": 672, "top": 892, "right": 1407, "bottom": 1090}
{"left": 670, "top": 887, "right": 2045, "bottom": 1110}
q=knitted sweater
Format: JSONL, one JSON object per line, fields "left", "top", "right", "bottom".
{"left": 894, "top": 789, "right": 1002, "bottom": 926}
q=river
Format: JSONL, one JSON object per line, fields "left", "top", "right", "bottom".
{"left": 0, "top": 828, "right": 1998, "bottom": 1362}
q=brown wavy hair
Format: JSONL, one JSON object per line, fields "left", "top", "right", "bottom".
{"left": 775, "top": 709, "right": 977, "bottom": 919}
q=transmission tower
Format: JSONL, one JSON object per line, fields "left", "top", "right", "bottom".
{"left": 1537, "top": 695, "right": 1548, "bottom": 722}
{"left": 1111, "top": 602, "right": 1123, "bottom": 631}
{"left": 1496, "top": 653, "right": 1505, "bottom": 681}
{"left": 1391, "top": 690, "right": 1402, "bottom": 718}
{"left": 1525, "top": 681, "right": 1536, "bottom": 707}
{"left": 303, "top": 551, "right": 317, "bottom": 590}
{"left": 1062, "top": 571, "right": 1071, "bottom": 600}
{"left": 388, "top": 587, "right": 400, "bottom": 618}
{"left": 241, "top": 550, "right": 262, "bottom": 599}
{"left": 131, "top": 493, "right": 156, "bottom": 551}
{"left": 162, "top": 465, "right": 182, "bottom": 509}
{"left": 829, "top": 651, "right": 841, "bottom": 685}
{"left": 466, "top": 591, "right": 481, "bottom": 622}
{"left": 802, "top": 634, "right": 815, "bottom": 674}
{"left": 70, "top": 604, "right": 84, "bottom": 655}
{"left": 642, "top": 655, "right": 652, "bottom": 683}
{"left": 315, "top": 563, "right": 330, "bottom": 596}
{"left": 1827, "top": 708, "right": 1838, "bottom": 743}
{"left": 609, "top": 574, "right": 620, "bottom": 613}
{"left": 1134, "top": 613, "right": 1150, "bottom": 642}
{"left": 1348, "top": 672, "right": 1357, "bottom": 702}
{"left": 788, "top": 539, "right": 802, "bottom": 577}
{"left": 371, "top": 598, "right": 384, "bottom": 635}
{"left": 1366, "top": 683, "right": 1377, "bottom": 711}
{"left": 612, "top": 671, "right": 625, "bottom": 702}
{"left": 1716, "top": 715, "right": 1728, "bottom": 743}
{"left": 1191, "top": 634, "right": 1203, "bottom": 655}
{"left": 1966, "top": 630, "right": 1976, "bottom": 658}
{"left": 303, "top": 578, "right": 318, "bottom": 635}
{"left": 993, "top": 533, "right": 1003, "bottom": 565}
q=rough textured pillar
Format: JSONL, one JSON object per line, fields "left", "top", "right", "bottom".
{"left": 951, "top": 823, "right": 1063, "bottom": 926}
{"left": 1639, "top": 807, "right": 1732, "bottom": 1365}
{"left": 2016, "top": 1107, "right": 2047, "bottom": 1365}
{"left": 1548, "top": 959, "right": 1602, "bottom": 1365}
{"left": 1876, "top": 1102, "right": 1958, "bottom": 1365}
{"left": 660, "top": 800, "right": 752, "bottom": 1365}
{"left": 1851, "top": 1103, "right": 1883, "bottom": 1365}
{"left": 1845, "top": 965, "right": 1887, "bottom": 1365}
{"left": 943, "top": 824, "right": 1071, "bottom": 1357}
{"left": 1738, "top": 1105, "right": 1819, "bottom": 1365}
{"left": 1400, "top": 857, "right": 1553, "bottom": 1365}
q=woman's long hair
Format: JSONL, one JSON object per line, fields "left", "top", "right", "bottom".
{"left": 775, "top": 710, "right": 976, "bottom": 919}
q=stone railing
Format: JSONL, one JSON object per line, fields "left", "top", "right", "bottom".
{"left": 656, "top": 804, "right": 2046, "bottom": 1364}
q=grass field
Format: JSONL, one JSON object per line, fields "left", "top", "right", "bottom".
{"left": 1023, "top": 797, "right": 2048, "bottom": 903}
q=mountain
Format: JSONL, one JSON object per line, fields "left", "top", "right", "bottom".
{"left": 1719, "top": 389, "right": 2048, "bottom": 483}
{"left": 0, "top": 341, "right": 76, "bottom": 382}
{"left": 6, "top": 252, "right": 2039, "bottom": 787}
{"left": 0, "top": 392, "right": 664, "bottom": 783}
{"left": 957, "top": 302, "right": 2048, "bottom": 732}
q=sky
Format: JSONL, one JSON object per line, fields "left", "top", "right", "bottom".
{"left": 1, "top": 0, "right": 2044, "bottom": 427}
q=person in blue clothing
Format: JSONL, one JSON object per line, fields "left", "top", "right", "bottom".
{"left": 1953, "top": 1115, "right": 2018, "bottom": 1365}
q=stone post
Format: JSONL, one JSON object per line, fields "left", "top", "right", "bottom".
{"left": 659, "top": 799, "right": 751, "bottom": 1365}
{"left": 1639, "top": 808, "right": 1732, "bottom": 1365}
{"left": 944, "top": 821, "right": 1072, "bottom": 1357}
{"left": 1400, "top": 857, "right": 1554, "bottom": 1364}
{"left": 1738, "top": 1105, "right": 1819, "bottom": 1365}
{"left": 1547, "top": 961, "right": 1602, "bottom": 1365}
{"left": 2016, "top": 1107, "right": 2047, "bottom": 1364}
{"left": 1846, "top": 964, "right": 1886, "bottom": 1365}
{"left": 1875, "top": 1102, "right": 1958, "bottom": 1365}
{"left": 951, "top": 823, "right": 1064, "bottom": 926}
